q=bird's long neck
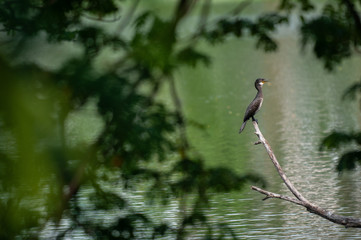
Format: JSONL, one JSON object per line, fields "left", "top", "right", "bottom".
{"left": 255, "top": 85, "right": 263, "bottom": 98}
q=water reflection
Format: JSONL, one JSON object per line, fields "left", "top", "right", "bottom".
{"left": 49, "top": 22, "right": 361, "bottom": 240}
{"left": 178, "top": 26, "right": 361, "bottom": 238}
{"left": 16, "top": 1, "right": 361, "bottom": 238}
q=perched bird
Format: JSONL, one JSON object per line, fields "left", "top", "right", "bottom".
{"left": 239, "top": 78, "right": 269, "bottom": 133}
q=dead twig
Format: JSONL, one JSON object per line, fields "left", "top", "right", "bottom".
{"left": 251, "top": 120, "right": 361, "bottom": 228}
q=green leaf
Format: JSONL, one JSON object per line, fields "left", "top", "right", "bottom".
{"left": 176, "top": 47, "right": 211, "bottom": 67}
{"left": 336, "top": 151, "right": 361, "bottom": 172}
{"left": 319, "top": 131, "right": 356, "bottom": 150}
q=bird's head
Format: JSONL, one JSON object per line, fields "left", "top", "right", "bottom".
{"left": 255, "top": 78, "right": 269, "bottom": 88}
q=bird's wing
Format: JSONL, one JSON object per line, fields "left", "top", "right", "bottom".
{"left": 243, "top": 97, "right": 263, "bottom": 121}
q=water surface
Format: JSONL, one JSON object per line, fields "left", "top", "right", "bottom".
{"left": 22, "top": 1, "right": 361, "bottom": 239}
{"left": 175, "top": 23, "right": 361, "bottom": 239}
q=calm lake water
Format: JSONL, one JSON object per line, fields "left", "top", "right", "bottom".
{"left": 176, "top": 34, "right": 361, "bottom": 239}
{"left": 169, "top": 1, "right": 361, "bottom": 239}
{"left": 22, "top": 1, "right": 361, "bottom": 239}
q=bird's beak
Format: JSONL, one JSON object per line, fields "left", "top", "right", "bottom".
{"left": 262, "top": 79, "right": 269, "bottom": 83}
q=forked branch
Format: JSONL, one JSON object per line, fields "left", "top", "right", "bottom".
{"left": 250, "top": 121, "right": 361, "bottom": 228}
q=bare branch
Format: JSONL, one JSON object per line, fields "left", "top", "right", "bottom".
{"left": 196, "top": 0, "right": 212, "bottom": 33}
{"left": 251, "top": 186, "right": 305, "bottom": 206}
{"left": 252, "top": 121, "right": 310, "bottom": 203}
{"left": 251, "top": 120, "right": 361, "bottom": 228}
{"left": 117, "top": 0, "right": 140, "bottom": 33}
{"left": 169, "top": 75, "right": 189, "bottom": 151}
{"left": 230, "top": 0, "right": 252, "bottom": 16}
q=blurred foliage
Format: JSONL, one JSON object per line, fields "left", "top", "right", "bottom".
{"left": 202, "top": 13, "right": 288, "bottom": 51}
{"left": 297, "top": 0, "right": 361, "bottom": 172}
{"left": 320, "top": 131, "right": 361, "bottom": 172}
{"left": 301, "top": 3, "right": 353, "bottom": 70}
{"left": 1, "top": 0, "right": 360, "bottom": 238}
{"left": 280, "top": 0, "right": 361, "bottom": 70}
{"left": 0, "top": 0, "right": 281, "bottom": 239}
{"left": 279, "top": 0, "right": 361, "bottom": 172}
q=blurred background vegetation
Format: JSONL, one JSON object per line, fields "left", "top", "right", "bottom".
{"left": 0, "top": 0, "right": 360, "bottom": 239}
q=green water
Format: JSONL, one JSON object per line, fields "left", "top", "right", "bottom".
{"left": 65, "top": 29, "right": 361, "bottom": 239}
{"left": 174, "top": 29, "right": 361, "bottom": 239}
{"left": 22, "top": 1, "right": 361, "bottom": 239}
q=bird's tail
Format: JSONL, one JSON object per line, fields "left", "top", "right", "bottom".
{"left": 239, "top": 120, "right": 247, "bottom": 134}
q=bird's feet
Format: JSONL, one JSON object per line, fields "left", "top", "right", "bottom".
{"left": 252, "top": 117, "right": 258, "bottom": 123}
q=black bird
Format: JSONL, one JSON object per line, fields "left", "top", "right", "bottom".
{"left": 239, "top": 78, "right": 268, "bottom": 133}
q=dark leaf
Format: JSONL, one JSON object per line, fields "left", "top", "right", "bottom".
{"left": 336, "top": 151, "right": 361, "bottom": 172}
{"left": 176, "top": 47, "right": 211, "bottom": 67}
{"left": 319, "top": 131, "right": 356, "bottom": 150}
{"left": 342, "top": 81, "right": 361, "bottom": 101}
{"left": 301, "top": 5, "right": 353, "bottom": 71}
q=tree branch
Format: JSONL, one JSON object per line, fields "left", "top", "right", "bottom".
{"left": 251, "top": 186, "right": 305, "bottom": 206}
{"left": 251, "top": 121, "right": 361, "bottom": 228}
{"left": 252, "top": 121, "right": 310, "bottom": 203}
{"left": 117, "top": 0, "right": 140, "bottom": 33}
{"left": 342, "top": 0, "right": 361, "bottom": 39}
